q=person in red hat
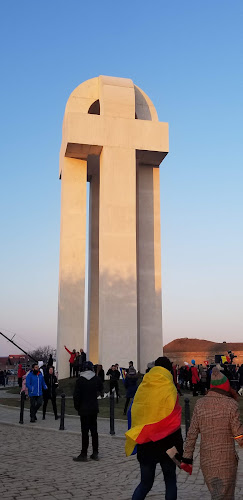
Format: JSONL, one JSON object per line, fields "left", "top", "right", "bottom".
{"left": 182, "top": 367, "right": 243, "bottom": 499}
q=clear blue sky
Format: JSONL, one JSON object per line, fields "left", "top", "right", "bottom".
{"left": 0, "top": 1, "right": 242, "bottom": 356}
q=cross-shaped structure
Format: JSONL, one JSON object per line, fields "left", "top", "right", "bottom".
{"left": 57, "top": 76, "right": 169, "bottom": 379}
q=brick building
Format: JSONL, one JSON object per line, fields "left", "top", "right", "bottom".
{"left": 164, "top": 338, "right": 243, "bottom": 367}
{"left": 0, "top": 354, "right": 30, "bottom": 372}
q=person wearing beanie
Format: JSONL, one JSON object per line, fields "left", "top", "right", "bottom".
{"left": 123, "top": 366, "right": 138, "bottom": 416}
{"left": 126, "top": 356, "right": 183, "bottom": 500}
{"left": 182, "top": 367, "right": 243, "bottom": 499}
{"left": 42, "top": 366, "right": 59, "bottom": 420}
{"left": 73, "top": 360, "right": 104, "bottom": 462}
{"left": 146, "top": 361, "right": 155, "bottom": 373}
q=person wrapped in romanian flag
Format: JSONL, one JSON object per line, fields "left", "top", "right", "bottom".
{"left": 125, "top": 356, "right": 183, "bottom": 500}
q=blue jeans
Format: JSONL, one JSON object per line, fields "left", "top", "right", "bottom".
{"left": 132, "top": 455, "right": 177, "bottom": 500}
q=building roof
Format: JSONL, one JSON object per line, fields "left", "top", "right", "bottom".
{"left": 164, "top": 338, "right": 243, "bottom": 353}
{"left": 0, "top": 354, "right": 29, "bottom": 366}
{"left": 8, "top": 354, "right": 28, "bottom": 359}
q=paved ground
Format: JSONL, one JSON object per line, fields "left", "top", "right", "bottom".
{"left": 1, "top": 405, "right": 243, "bottom": 499}
{"left": 0, "top": 389, "right": 21, "bottom": 398}
{"left": 0, "top": 404, "right": 127, "bottom": 436}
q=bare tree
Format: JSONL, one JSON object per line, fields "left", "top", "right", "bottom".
{"left": 30, "top": 346, "right": 56, "bottom": 364}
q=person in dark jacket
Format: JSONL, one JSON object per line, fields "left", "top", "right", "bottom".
{"left": 79, "top": 348, "right": 86, "bottom": 372}
{"left": 238, "top": 364, "right": 243, "bottom": 395}
{"left": 47, "top": 354, "right": 54, "bottom": 367}
{"left": 26, "top": 364, "right": 47, "bottom": 422}
{"left": 0, "top": 370, "right": 5, "bottom": 386}
{"left": 73, "top": 361, "right": 103, "bottom": 462}
{"left": 73, "top": 352, "right": 80, "bottom": 378}
{"left": 43, "top": 366, "right": 59, "bottom": 420}
{"left": 206, "top": 366, "right": 211, "bottom": 390}
{"left": 222, "top": 362, "right": 231, "bottom": 380}
{"left": 96, "top": 364, "right": 105, "bottom": 383}
{"left": 123, "top": 367, "right": 138, "bottom": 415}
{"left": 106, "top": 364, "right": 120, "bottom": 399}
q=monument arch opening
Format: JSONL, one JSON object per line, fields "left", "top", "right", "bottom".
{"left": 88, "top": 100, "right": 100, "bottom": 115}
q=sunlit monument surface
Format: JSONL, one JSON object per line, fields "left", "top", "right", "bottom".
{"left": 57, "top": 76, "right": 169, "bottom": 379}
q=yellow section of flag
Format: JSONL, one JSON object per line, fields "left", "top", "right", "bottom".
{"left": 125, "top": 366, "right": 177, "bottom": 455}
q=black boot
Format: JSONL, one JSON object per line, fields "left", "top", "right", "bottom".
{"left": 73, "top": 453, "right": 87, "bottom": 462}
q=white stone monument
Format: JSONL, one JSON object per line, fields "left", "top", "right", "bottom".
{"left": 57, "top": 76, "right": 169, "bottom": 379}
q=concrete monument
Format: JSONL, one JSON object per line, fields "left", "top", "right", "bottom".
{"left": 57, "top": 76, "right": 169, "bottom": 379}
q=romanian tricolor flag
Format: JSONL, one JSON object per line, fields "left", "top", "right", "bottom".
{"left": 125, "top": 366, "right": 182, "bottom": 456}
{"left": 120, "top": 367, "right": 127, "bottom": 383}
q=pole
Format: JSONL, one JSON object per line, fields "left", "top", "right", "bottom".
{"left": 110, "top": 391, "right": 115, "bottom": 435}
{"left": 59, "top": 393, "right": 65, "bottom": 430}
{"left": 0, "top": 331, "right": 38, "bottom": 362}
{"left": 19, "top": 390, "right": 25, "bottom": 424}
{"left": 184, "top": 397, "right": 191, "bottom": 436}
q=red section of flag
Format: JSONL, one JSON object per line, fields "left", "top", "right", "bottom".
{"left": 136, "top": 397, "right": 182, "bottom": 445}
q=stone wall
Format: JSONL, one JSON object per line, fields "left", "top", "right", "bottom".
{"left": 165, "top": 350, "right": 243, "bottom": 367}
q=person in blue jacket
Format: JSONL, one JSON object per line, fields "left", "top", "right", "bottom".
{"left": 26, "top": 363, "right": 47, "bottom": 422}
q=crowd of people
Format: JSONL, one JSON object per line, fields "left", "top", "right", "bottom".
{"left": 172, "top": 359, "right": 243, "bottom": 397}
{"left": 68, "top": 350, "right": 243, "bottom": 499}
{"left": 125, "top": 357, "right": 243, "bottom": 500}
{"left": 12, "top": 349, "right": 243, "bottom": 499}
{"left": 105, "top": 360, "right": 138, "bottom": 415}
{"left": 64, "top": 346, "right": 86, "bottom": 377}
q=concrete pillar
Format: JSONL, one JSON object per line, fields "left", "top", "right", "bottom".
{"left": 57, "top": 157, "right": 87, "bottom": 379}
{"left": 137, "top": 165, "right": 163, "bottom": 373}
{"left": 99, "top": 146, "right": 137, "bottom": 370}
{"left": 88, "top": 168, "right": 100, "bottom": 364}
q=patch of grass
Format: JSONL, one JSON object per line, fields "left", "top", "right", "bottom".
{"left": 4, "top": 386, "right": 20, "bottom": 394}
{"left": 0, "top": 394, "right": 214, "bottom": 422}
{"left": 0, "top": 398, "right": 25, "bottom": 409}
{"left": 0, "top": 394, "right": 129, "bottom": 419}
{"left": 0, "top": 396, "right": 127, "bottom": 419}
{"left": 56, "top": 377, "right": 129, "bottom": 397}
{"left": 6, "top": 377, "right": 129, "bottom": 397}
{"left": 4, "top": 384, "right": 243, "bottom": 423}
